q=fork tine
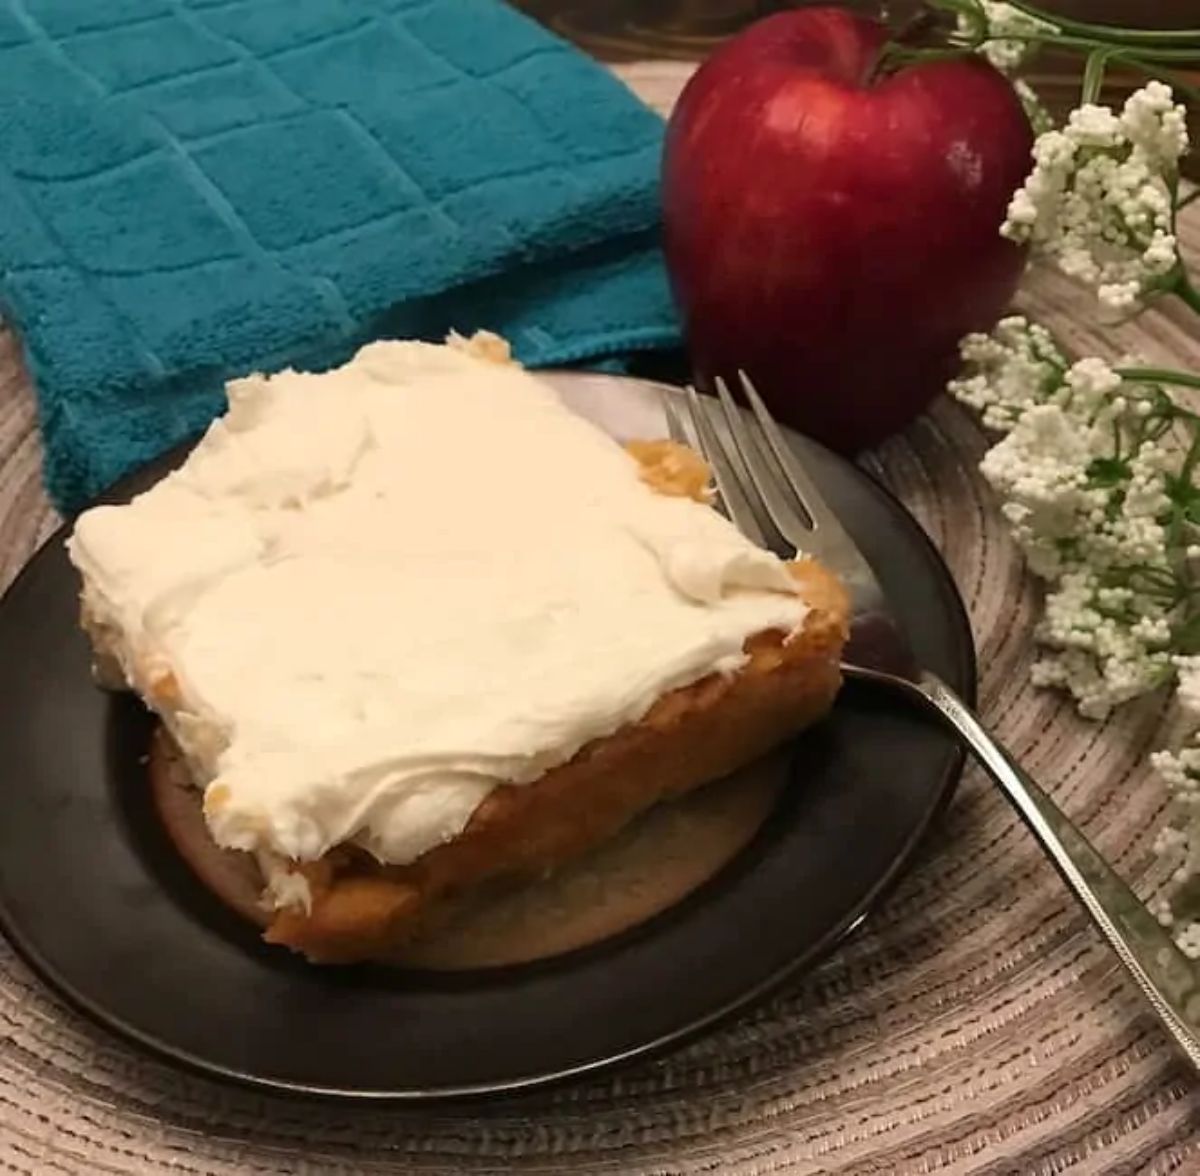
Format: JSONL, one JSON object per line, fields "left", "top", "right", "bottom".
{"left": 734, "top": 370, "right": 883, "bottom": 597}
{"left": 661, "top": 391, "right": 695, "bottom": 450}
{"left": 711, "top": 376, "right": 812, "bottom": 553}
{"left": 679, "top": 386, "right": 770, "bottom": 550}
{"left": 735, "top": 371, "right": 835, "bottom": 535}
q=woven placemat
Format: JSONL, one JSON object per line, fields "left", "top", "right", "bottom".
{"left": 1, "top": 63, "right": 1199, "bottom": 1175}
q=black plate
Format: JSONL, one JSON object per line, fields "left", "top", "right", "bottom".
{"left": 0, "top": 373, "right": 974, "bottom": 1099}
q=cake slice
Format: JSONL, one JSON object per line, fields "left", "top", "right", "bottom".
{"left": 68, "top": 333, "right": 848, "bottom": 963}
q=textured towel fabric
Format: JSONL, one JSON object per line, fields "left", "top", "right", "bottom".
{"left": 0, "top": 0, "right": 680, "bottom": 511}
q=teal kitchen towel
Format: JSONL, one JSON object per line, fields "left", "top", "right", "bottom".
{"left": 0, "top": 0, "right": 680, "bottom": 511}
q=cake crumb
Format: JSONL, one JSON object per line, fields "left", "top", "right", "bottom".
{"left": 626, "top": 439, "right": 713, "bottom": 503}
{"left": 446, "top": 330, "right": 513, "bottom": 365}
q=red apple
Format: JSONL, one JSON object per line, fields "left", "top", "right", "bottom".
{"left": 662, "top": 7, "right": 1034, "bottom": 452}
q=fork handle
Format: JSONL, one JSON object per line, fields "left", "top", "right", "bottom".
{"left": 870, "top": 667, "right": 1200, "bottom": 1069}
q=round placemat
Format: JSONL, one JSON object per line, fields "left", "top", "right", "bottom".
{"left": 0, "top": 64, "right": 1198, "bottom": 1176}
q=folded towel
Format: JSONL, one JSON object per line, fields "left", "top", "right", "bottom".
{"left": 0, "top": 0, "right": 681, "bottom": 511}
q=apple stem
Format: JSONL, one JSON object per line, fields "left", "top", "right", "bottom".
{"left": 871, "top": 7, "right": 965, "bottom": 82}
{"left": 893, "top": 7, "right": 940, "bottom": 47}
{"left": 870, "top": 42, "right": 971, "bottom": 82}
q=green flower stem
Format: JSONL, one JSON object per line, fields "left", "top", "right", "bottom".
{"left": 1116, "top": 366, "right": 1200, "bottom": 394}
{"left": 1007, "top": 1, "right": 1200, "bottom": 45}
{"left": 1081, "top": 47, "right": 1119, "bottom": 103}
{"left": 884, "top": 31, "right": 1200, "bottom": 103}
{"left": 948, "top": 29, "right": 1200, "bottom": 61}
{"left": 1172, "top": 271, "right": 1200, "bottom": 317}
{"left": 1046, "top": 39, "right": 1200, "bottom": 62}
{"left": 1167, "top": 427, "right": 1200, "bottom": 575}
{"left": 1181, "top": 429, "right": 1200, "bottom": 483}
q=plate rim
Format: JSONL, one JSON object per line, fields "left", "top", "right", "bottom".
{"left": 0, "top": 372, "right": 977, "bottom": 1100}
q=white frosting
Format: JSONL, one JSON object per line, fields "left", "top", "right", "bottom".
{"left": 68, "top": 336, "right": 808, "bottom": 867}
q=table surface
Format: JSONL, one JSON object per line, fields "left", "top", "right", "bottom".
{"left": 2, "top": 14, "right": 1200, "bottom": 1176}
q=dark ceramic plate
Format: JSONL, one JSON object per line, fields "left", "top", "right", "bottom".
{"left": 0, "top": 372, "right": 974, "bottom": 1099}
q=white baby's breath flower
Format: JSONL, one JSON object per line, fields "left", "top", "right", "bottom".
{"left": 1152, "top": 892, "right": 1175, "bottom": 927}
{"left": 950, "top": 316, "right": 1186, "bottom": 717}
{"left": 948, "top": 78, "right": 1199, "bottom": 947}
{"left": 1175, "top": 657, "right": 1200, "bottom": 721}
{"left": 1002, "top": 82, "right": 1188, "bottom": 311}
{"left": 1153, "top": 725, "right": 1200, "bottom": 946}
{"left": 1155, "top": 744, "right": 1200, "bottom": 796}
{"left": 947, "top": 315, "right": 1066, "bottom": 432}
{"left": 1067, "top": 103, "right": 1122, "bottom": 148}
{"left": 1013, "top": 79, "right": 1054, "bottom": 135}
{"left": 959, "top": 1, "right": 1059, "bottom": 74}
{"left": 1121, "top": 80, "right": 1190, "bottom": 169}
{"left": 1177, "top": 922, "right": 1200, "bottom": 960}
{"left": 1031, "top": 563, "right": 1173, "bottom": 717}
{"left": 978, "top": 403, "right": 1110, "bottom": 575}
{"left": 1061, "top": 356, "right": 1122, "bottom": 415}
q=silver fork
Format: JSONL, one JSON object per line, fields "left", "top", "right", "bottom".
{"left": 666, "top": 372, "right": 1200, "bottom": 1071}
